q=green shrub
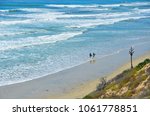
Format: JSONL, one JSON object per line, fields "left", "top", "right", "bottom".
{"left": 136, "top": 59, "right": 150, "bottom": 71}
{"left": 123, "top": 90, "right": 133, "bottom": 98}
{"left": 104, "top": 82, "right": 116, "bottom": 91}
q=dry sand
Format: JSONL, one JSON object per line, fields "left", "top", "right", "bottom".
{"left": 0, "top": 51, "right": 149, "bottom": 99}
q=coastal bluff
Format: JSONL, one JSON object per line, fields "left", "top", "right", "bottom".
{"left": 84, "top": 59, "right": 150, "bottom": 99}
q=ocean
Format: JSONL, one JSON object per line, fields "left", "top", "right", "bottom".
{"left": 0, "top": 0, "right": 150, "bottom": 86}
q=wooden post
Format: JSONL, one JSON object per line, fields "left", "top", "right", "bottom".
{"left": 129, "top": 47, "right": 134, "bottom": 69}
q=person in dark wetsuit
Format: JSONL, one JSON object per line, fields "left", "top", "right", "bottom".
{"left": 89, "top": 53, "right": 92, "bottom": 58}
{"left": 93, "top": 53, "right": 96, "bottom": 58}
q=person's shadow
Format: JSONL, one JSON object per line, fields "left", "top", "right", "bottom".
{"left": 90, "top": 58, "right": 96, "bottom": 64}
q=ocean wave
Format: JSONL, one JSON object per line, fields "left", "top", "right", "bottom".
{"left": 0, "top": 31, "right": 83, "bottom": 51}
{"left": 80, "top": 7, "right": 109, "bottom": 11}
{"left": 0, "top": 10, "right": 135, "bottom": 26}
{"left": 67, "top": 16, "right": 150, "bottom": 28}
{"left": 19, "top": 8, "right": 49, "bottom": 12}
{"left": 1, "top": 3, "right": 149, "bottom": 27}
{"left": 45, "top": 4, "right": 109, "bottom": 12}
{"left": 45, "top": 2, "right": 150, "bottom": 9}
{"left": 101, "top": 2, "right": 150, "bottom": 7}
{"left": 0, "top": 9, "right": 20, "bottom": 13}
{"left": 0, "top": 19, "right": 32, "bottom": 25}
{"left": 25, "top": 11, "right": 64, "bottom": 20}
{"left": 133, "top": 8, "right": 150, "bottom": 14}
{"left": 46, "top": 2, "right": 150, "bottom": 8}
{"left": 54, "top": 11, "right": 132, "bottom": 20}
{"left": 46, "top": 4, "right": 99, "bottom": 8}
{"left": 0, "top": 11, "right": 65, "bottom": 25}
{"left": 46, "top": 4, "right": 109, "bottom": 11}
{"left": 0, "top": 8, "right": 47, "bottom": 13}
{"left": 0, "top": 32, "right": 24, "bottom": 37}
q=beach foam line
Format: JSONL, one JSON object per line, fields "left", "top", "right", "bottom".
{"left": 0, "top": 31, "right": 83, "bottom": 51}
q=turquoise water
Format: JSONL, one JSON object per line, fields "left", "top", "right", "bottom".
{"left": 0, "top": 1, "right": 150, "bottom": 86}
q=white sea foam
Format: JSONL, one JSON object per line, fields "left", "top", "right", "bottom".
{"left": 133, "top": 8, "right": 150, "bottom": 14}
{"left": 1, "top": 3, "right": 149, "bottom": 27}
{"left": 121, "top": 2, "right": 150, "bottom": 7}
{"left": 46, "top": 4, "right": 109, "bottom": 11}
{"left": 0, "top": 11, "right": 135, "bottom": 26}
{"left": 0, "top": 9, "right": 10, "bottom": 13}
{"left": 0, "top": 31, "right": 23, "bottom": 36}
{"left": 19, "top": 8, "right": 48, "bottom": 12}
{"left": 46, "top": 4, "right": 99, "bottom": 8}
{"left": 0, "top": 8, "right": 48, "bottom": 13}
{"left": 45, "top": 2, "right": 150, "bottom": 9}
{"left": 0, "top": 11, "right": 65, "bottom": 26}
{"left": 0, "top": 11, "right": 132, "bottom": 26}
{"left": 67, "top": 16, "right": 150, "bottom": 28}
{"left": 0, "top": 31, "right": 83, "bottom": 51}
{"left": 46, "top": 2, "right": 150, "bottom": 8}
{"left": 0, "top": 19, "right": 32, "bottom": 25}
{"left": 81, "top": 7, "right": 109, "bottom": 11}
{"left": 101, "top": 2, "right": 150, "bottom": 7}
{"left": 25, "top": 12, "right": 64, "bottom": 21}
{"left": 54, "top": 11, "right": 132, "bottom": 19}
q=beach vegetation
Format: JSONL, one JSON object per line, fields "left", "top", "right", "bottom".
{"left": 84, "top": 59, "right": 150, "bottom": 99}
{"left": 135, "top": 59, "right": 150, "bottom": 71}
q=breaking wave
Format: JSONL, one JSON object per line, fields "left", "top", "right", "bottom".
{"left": 0, "top": 31, "right": 83, "bottom": 51}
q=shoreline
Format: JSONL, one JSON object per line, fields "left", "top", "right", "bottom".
{"left": 54, "top": 51, "right": 150, "bottom": 99}
{"left": 0, "top": 50, "right": 150, "bottom": 99}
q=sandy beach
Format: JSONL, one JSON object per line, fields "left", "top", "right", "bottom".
{"left": 0, "top": 50, "right": 150, "bottom": 99}
{"left": 56, "top": 51, "right": 150, "bottom": 99}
